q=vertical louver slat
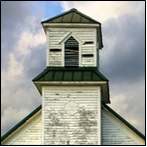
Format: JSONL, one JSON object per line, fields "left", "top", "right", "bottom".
{"left": 65, "top": 36, "right": 79, "bottom": 67}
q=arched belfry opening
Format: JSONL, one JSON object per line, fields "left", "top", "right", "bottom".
{"left": 65, "top": 36, "right": 79, "bottom": 67}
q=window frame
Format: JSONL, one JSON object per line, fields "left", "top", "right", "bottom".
{"left": 64, "top": 36, "right": 79, "bottom": 67}
{"left": 59, "top": 32, "right": 83, "bottom": 67}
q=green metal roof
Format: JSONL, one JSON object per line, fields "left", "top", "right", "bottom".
{"left": 102, "top": 103, "right": 145, "bottom": 140}
{"left": 1, "top": 105, "right": 42, "bottom": 142}
{"left": 33, "top": 67, "right": 108, "bottom": 81}
{"left": 41, "top": 8, "right": 103, "bottom": 49}
{"left": 41, "top": 8, "right": 101, "bottom": 24}
{"left": 1, "top": 104, "right": 145, "bottom": 143}
{"left": 32, "top": 67, "right": 110, "bottom": 103}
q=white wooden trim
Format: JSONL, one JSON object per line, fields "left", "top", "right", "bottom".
{"left": 94, "top": 29, "right": 97, "bottom": 67}
{"left": 97, "top": 42, "right": 99, "bottom": 69}
{"left": 43, "top": 23, "right": 100, "bottom": 27}
{"left": 59, "top": 32, "right": 84, "bottom": 45}
{"left": 82, "top": 44, "right": 94, "bottom": 47}
{"left": 62, "top": 42, "right": 64, "bottom": 67}
{"left": 59, "top": 32, "right": 83, "bottom": 67}
{"left": 42, "top": 87, "right": 45, "bottom": 145}
{"left": 46, "top": 27, "right": 98, "bottom": 31}
{"left": 58, "top": 32, "right": 72, "bottom": 44}
{"left": 42, "top": 85, "right": 99, "bottom": 89}
{"left": 79, "top": 42, "right": 82, "bottom": 67}
{"left": 46, "top": 31, "right": 49, "bottom": 66}
{"left": 97, "top": 87, "right": 101, "bottom": 145}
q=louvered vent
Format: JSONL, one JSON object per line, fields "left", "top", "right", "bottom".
{"left": 65, "top": 36, "right": 79, "bottom": 67}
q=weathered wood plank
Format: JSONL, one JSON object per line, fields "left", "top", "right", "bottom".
{"left": 43, "top": 86, "right": 99, "bottom": 145}
{"left": 48, "top": 28, "right": 96, "bottom": 67}
{"left": 11, "top": 119, "right": 41, "bottom": 145}
{"left": 101, "top": 109, "right": 138, "bottom": 145}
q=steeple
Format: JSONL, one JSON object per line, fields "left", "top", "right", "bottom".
{"left": 33, "top": 8, "right": 110, "bottom": 145}
{"left": 41, "top": 8, "right": 103, "bottom": 68}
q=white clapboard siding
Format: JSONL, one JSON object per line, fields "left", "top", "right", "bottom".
{"left": 101, "top": 108, "right": 144, "bottom": 145}
{"left": 11, "top": 118, "right": 42, "bottom": 145}
{"left": 81, "top": 45, "right": 94, "bottom": 54}
{"left": 42, "top": 86, "right": 101, "bottom": 145}
{"left": 3, "top": 104, "right": 144, "bottom": 145}
{"left": 2, "top": 109, "right": 42, "bottom": 145}
{"left": 48, "top": 28, "right": 96, "bottom": 67}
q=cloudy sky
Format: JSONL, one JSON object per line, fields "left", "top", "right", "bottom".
{"left": 1, "top": 1, "right": 145, "bottom": 136}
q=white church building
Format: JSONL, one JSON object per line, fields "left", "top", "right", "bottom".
{"left": 1, "top": 8, "right": 145, "bottom": 145}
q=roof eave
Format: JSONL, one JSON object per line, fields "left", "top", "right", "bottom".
{"left": 41, "top": 8, "right": 103, "bottom": 49}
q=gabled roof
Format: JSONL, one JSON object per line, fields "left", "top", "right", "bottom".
{"left": 41, "top": 8, "right": 103, "bottom": 49}
{"left": 41, "top": 8, "right": 101, "bottom": 24}
{"left": 1, "top": 104, "right": 145, "bottom": 143}
{"left": 32, "top": 67, "right": 110, "bottom": 103}
{"left": 1, "top": 105, "right": 42, "bottom": 142}
{"left": 102, "top": 103, "right": 145, "bottom": 140}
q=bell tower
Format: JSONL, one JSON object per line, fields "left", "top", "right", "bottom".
{"left": 33, "top": 8, "right": 110, "bottom": 145}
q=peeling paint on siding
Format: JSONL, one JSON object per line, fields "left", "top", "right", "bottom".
{"left": 11, "top": 118, "right": 41, "bottom": 145}
{"left": 48, "top": 28, "right": 96, "bottom": 67}
{"left": 102, "top": 109, "right": 139, "bottom": 145}
{"left": 43, "top": 86, "right": 99, "bottom": 145}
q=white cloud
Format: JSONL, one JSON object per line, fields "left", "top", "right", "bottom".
{"left": 1, "top": 16, "right": 45, "bottom": 89}
{"left": 110, "top": 94, "right": 128, "bottom": 115}
{"left": 59, "top": 1, "right": 144, "bottom": 135}
{"left": 2, "top": 107, "right": 30, "bottom": 125}
{"left": 9, "top": 53, "right": 24, "bottom": 76}
{"left": 16, "top": 20, "right": 45, "bottom": 56}
{"left": 60, "top": 1, "right": 144, "bottom": 23}
{"left": 1, "top": 11, "right": 44, "bottom": 136}
{"left": 108, "top": 78, "right": 145, "bottom": 134}
{"left": 1, "top": 1, "right": 145, "bottom": 137}
{"left": 2, "top": 106, "right": 30, "bottom": 133}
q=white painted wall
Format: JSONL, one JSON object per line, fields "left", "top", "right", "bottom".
{"left": 47, "top": 28, "right": 97, "bottom": 67}
{"left": 11, "top": 119, "right": 42, "bottom": 145}
{"left": 42, "top": 86, "right": 101, "bottom": 145}
{"left": 2, "top": 110, "right": 42, "bottom": 145}
{"left": 101, "top": 107, "right": 145, "bottom": 145}
{"left": 2, "top": 104, "right": 145, "bottom": 145}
